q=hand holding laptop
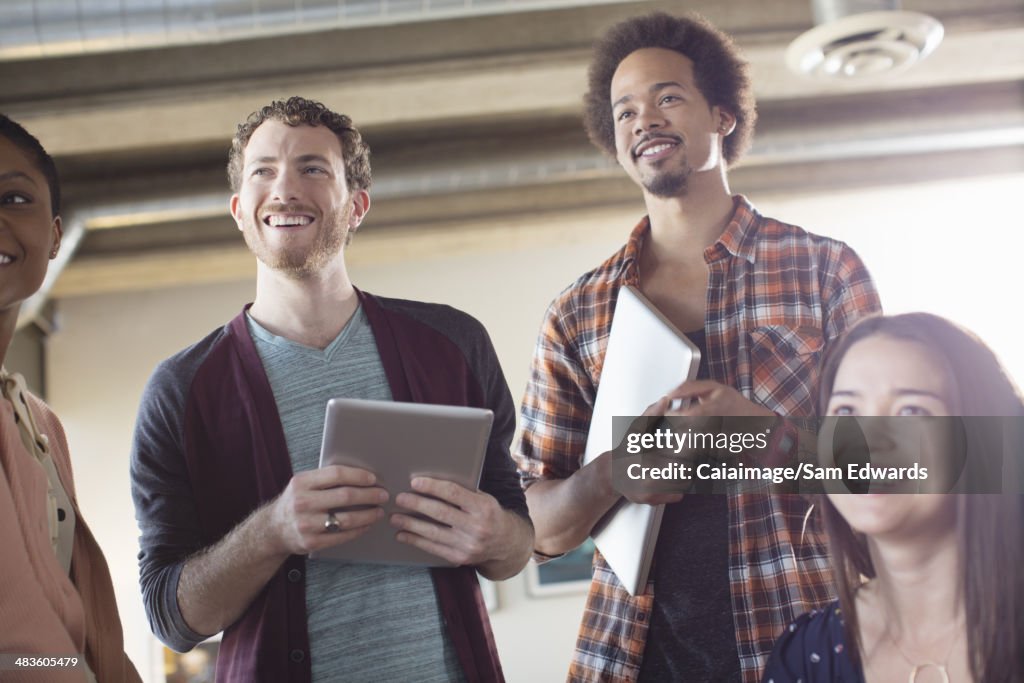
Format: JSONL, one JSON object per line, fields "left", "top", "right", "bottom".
{"left": 660, "top": 379, "right": 779, "bottom": 462}
{"left": 662, "top": 378, "right": 776, "bottom": 420}
{"left": 605, "top": 398, "right": 688, "bottom": 506}
{"left": 606, "top": 385, "right": 757, "bottom": 504}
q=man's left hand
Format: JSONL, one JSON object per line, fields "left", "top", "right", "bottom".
{"left": 664, "top": 380, "right": 780, "bottom": 461}
{"left": 391, "top": 477, "right": 532, "bottom": 579}
{"left": 666, "top": 379, "right": 776, "bottom": 419}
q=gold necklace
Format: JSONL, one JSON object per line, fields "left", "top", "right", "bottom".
{"left": 887, "top": 623, "right": 962, "bottom": 683}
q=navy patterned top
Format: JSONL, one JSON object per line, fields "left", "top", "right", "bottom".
{"left": 762, "top": 600, "right": 865, "bottom": 683}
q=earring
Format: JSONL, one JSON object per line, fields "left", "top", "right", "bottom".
{"left": 50, "top": 249, "right": 58, "bottom": 259}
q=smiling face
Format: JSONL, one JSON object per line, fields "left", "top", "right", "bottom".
{"left": 0, "top": 135, "right": 61, "bottom": 319}
{"left": 230, "top": 120, "right": 369, "bottom": 279}
{"left": 824, "top": 334, "right": 959, "bottom": 539}
{"left": 610, "top": 48, "right": 733, "bottom": 199}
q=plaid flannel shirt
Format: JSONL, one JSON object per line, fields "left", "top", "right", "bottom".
{"left": 515, "top": 196, "right": 881, "bottom": 683}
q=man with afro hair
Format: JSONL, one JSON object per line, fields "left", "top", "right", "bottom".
{"left": 515, "top": 13, "right": 882, "bottom": 683}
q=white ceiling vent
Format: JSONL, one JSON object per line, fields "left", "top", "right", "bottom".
{"left": 786, "top": 0, "right": 943, "bottom": 79}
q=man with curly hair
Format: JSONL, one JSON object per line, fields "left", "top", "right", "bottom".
{"left": 130, "top": 97, "right": 533, "bottom": 682}
{"left": 515, "top": 13, "right": 882, "bottom": 683}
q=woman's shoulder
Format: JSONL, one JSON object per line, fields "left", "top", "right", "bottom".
{"left": 762, "top": 601, "right": 863, "bottom": 683}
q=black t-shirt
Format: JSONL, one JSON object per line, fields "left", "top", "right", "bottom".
{"left": 637, "top": 329, "right": 742, "bottom": 683}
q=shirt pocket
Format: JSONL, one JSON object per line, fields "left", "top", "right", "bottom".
{"left": 746, "top": 325, "right": 824, "bottom": 417}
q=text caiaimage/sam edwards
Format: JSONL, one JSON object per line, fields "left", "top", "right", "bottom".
{"left": 627, "top": 461, "right": 929, "bottom": 485}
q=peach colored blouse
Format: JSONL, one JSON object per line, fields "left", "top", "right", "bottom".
{"left": 0, "top": 371, "right": 140, "bottom": 682}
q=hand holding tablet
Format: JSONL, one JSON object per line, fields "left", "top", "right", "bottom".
{"left": 312, "top": 398, "right": 494, "bottom": 566}
{"left": 390, "top": 476, "right": 521, "bottom": 568}
{"left": 270, "top": 464, "right": 389, "bottom": 556}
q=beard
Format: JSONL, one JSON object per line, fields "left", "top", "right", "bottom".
{"left": 643, "top": 167, "right": 690, "bottom": 198}
{"left": 242, "top": 200, "right": 353, "bottom": 279}
{"left": 629, "top": 135, "right": 693, "bottom": 199}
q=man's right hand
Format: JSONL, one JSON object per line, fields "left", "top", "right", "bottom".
{"left": 269, "top": 465, "right": 389, "bottom": 555}
{"left": 526, "top": 397, "right": 684, "bottom": 557}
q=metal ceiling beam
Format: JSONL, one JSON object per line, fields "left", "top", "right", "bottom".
{"left": 6, "top": 18, "right": 1022, "bottom": 160}
{"left": 0, "top": 0, "right": 648, "bottom": 62}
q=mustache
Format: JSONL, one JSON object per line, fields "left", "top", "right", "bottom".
{"left": 260, "top": 203, "right": 316, "bottom": 217}
{"left": 631, "top": 133, "right": 683, "bottom": 159}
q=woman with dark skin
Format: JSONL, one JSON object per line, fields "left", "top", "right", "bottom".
{"left": 0, "top": 114, "right": 140, "bottom": 682}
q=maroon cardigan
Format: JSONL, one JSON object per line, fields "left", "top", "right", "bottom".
{"left": 131, "top": 290, "right": 528, "bottom": 682}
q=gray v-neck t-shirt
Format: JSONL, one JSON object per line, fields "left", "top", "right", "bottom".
{"left": 247, "top": 307, "right": 463, "bottom": 682}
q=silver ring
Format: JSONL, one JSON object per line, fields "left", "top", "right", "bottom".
{"left": 324, "top": 512, "right": 341, "bottom": 533}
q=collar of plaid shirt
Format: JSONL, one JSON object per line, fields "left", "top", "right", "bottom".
{"left": 608, "top": 194, "right": 760, "bottom": 288}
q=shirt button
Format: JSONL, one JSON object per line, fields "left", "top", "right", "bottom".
{"left": 290, "top": 649, "right": 305, "bottom": 663}
{"left": 287, "top": 569, "right": 302, "bottom": 582}
{"left": 636, "top": 612, "right": 646, "bottom": 622}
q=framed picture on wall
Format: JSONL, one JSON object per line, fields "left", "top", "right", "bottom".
{"left": 160, "top": 634, "right": 220, "bottom": 683}
{"left": 525, "top": 538, "right": 596, "bottom": 597}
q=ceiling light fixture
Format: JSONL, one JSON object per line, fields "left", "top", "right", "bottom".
{"left": 786, "top": 0, "right": 944, "bottom": 79}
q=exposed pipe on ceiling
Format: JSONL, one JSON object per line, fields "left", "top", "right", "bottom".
{"left": 0, "top": 0, "right": 632, "bottom": 62}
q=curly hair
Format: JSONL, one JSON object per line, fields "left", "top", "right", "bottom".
{"left": 227, "top": 96, "right": 371, "bottom": 193}
{"left": 0, "top": 114, "right": 60, "bottom": 217}
{"left": 582, "top": 13, "right": 756, "bottom": 167}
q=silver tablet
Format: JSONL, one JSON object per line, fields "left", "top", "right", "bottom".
{"left": 311, "top": 398, "right": 493, "bottom": 566}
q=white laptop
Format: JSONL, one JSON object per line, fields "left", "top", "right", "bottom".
{"left": 584, "top": 285, "right": 701, "bottom": 595}
{"left": 313, "top": 398, "right": 493, "bottom": 566}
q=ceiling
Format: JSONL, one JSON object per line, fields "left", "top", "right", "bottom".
{"left": 3, "top": 0, "right": 1022, "bottom": 325}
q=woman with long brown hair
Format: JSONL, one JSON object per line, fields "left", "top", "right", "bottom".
{"left": 763, "top": 313, "right": 1024, "bottom": 683}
